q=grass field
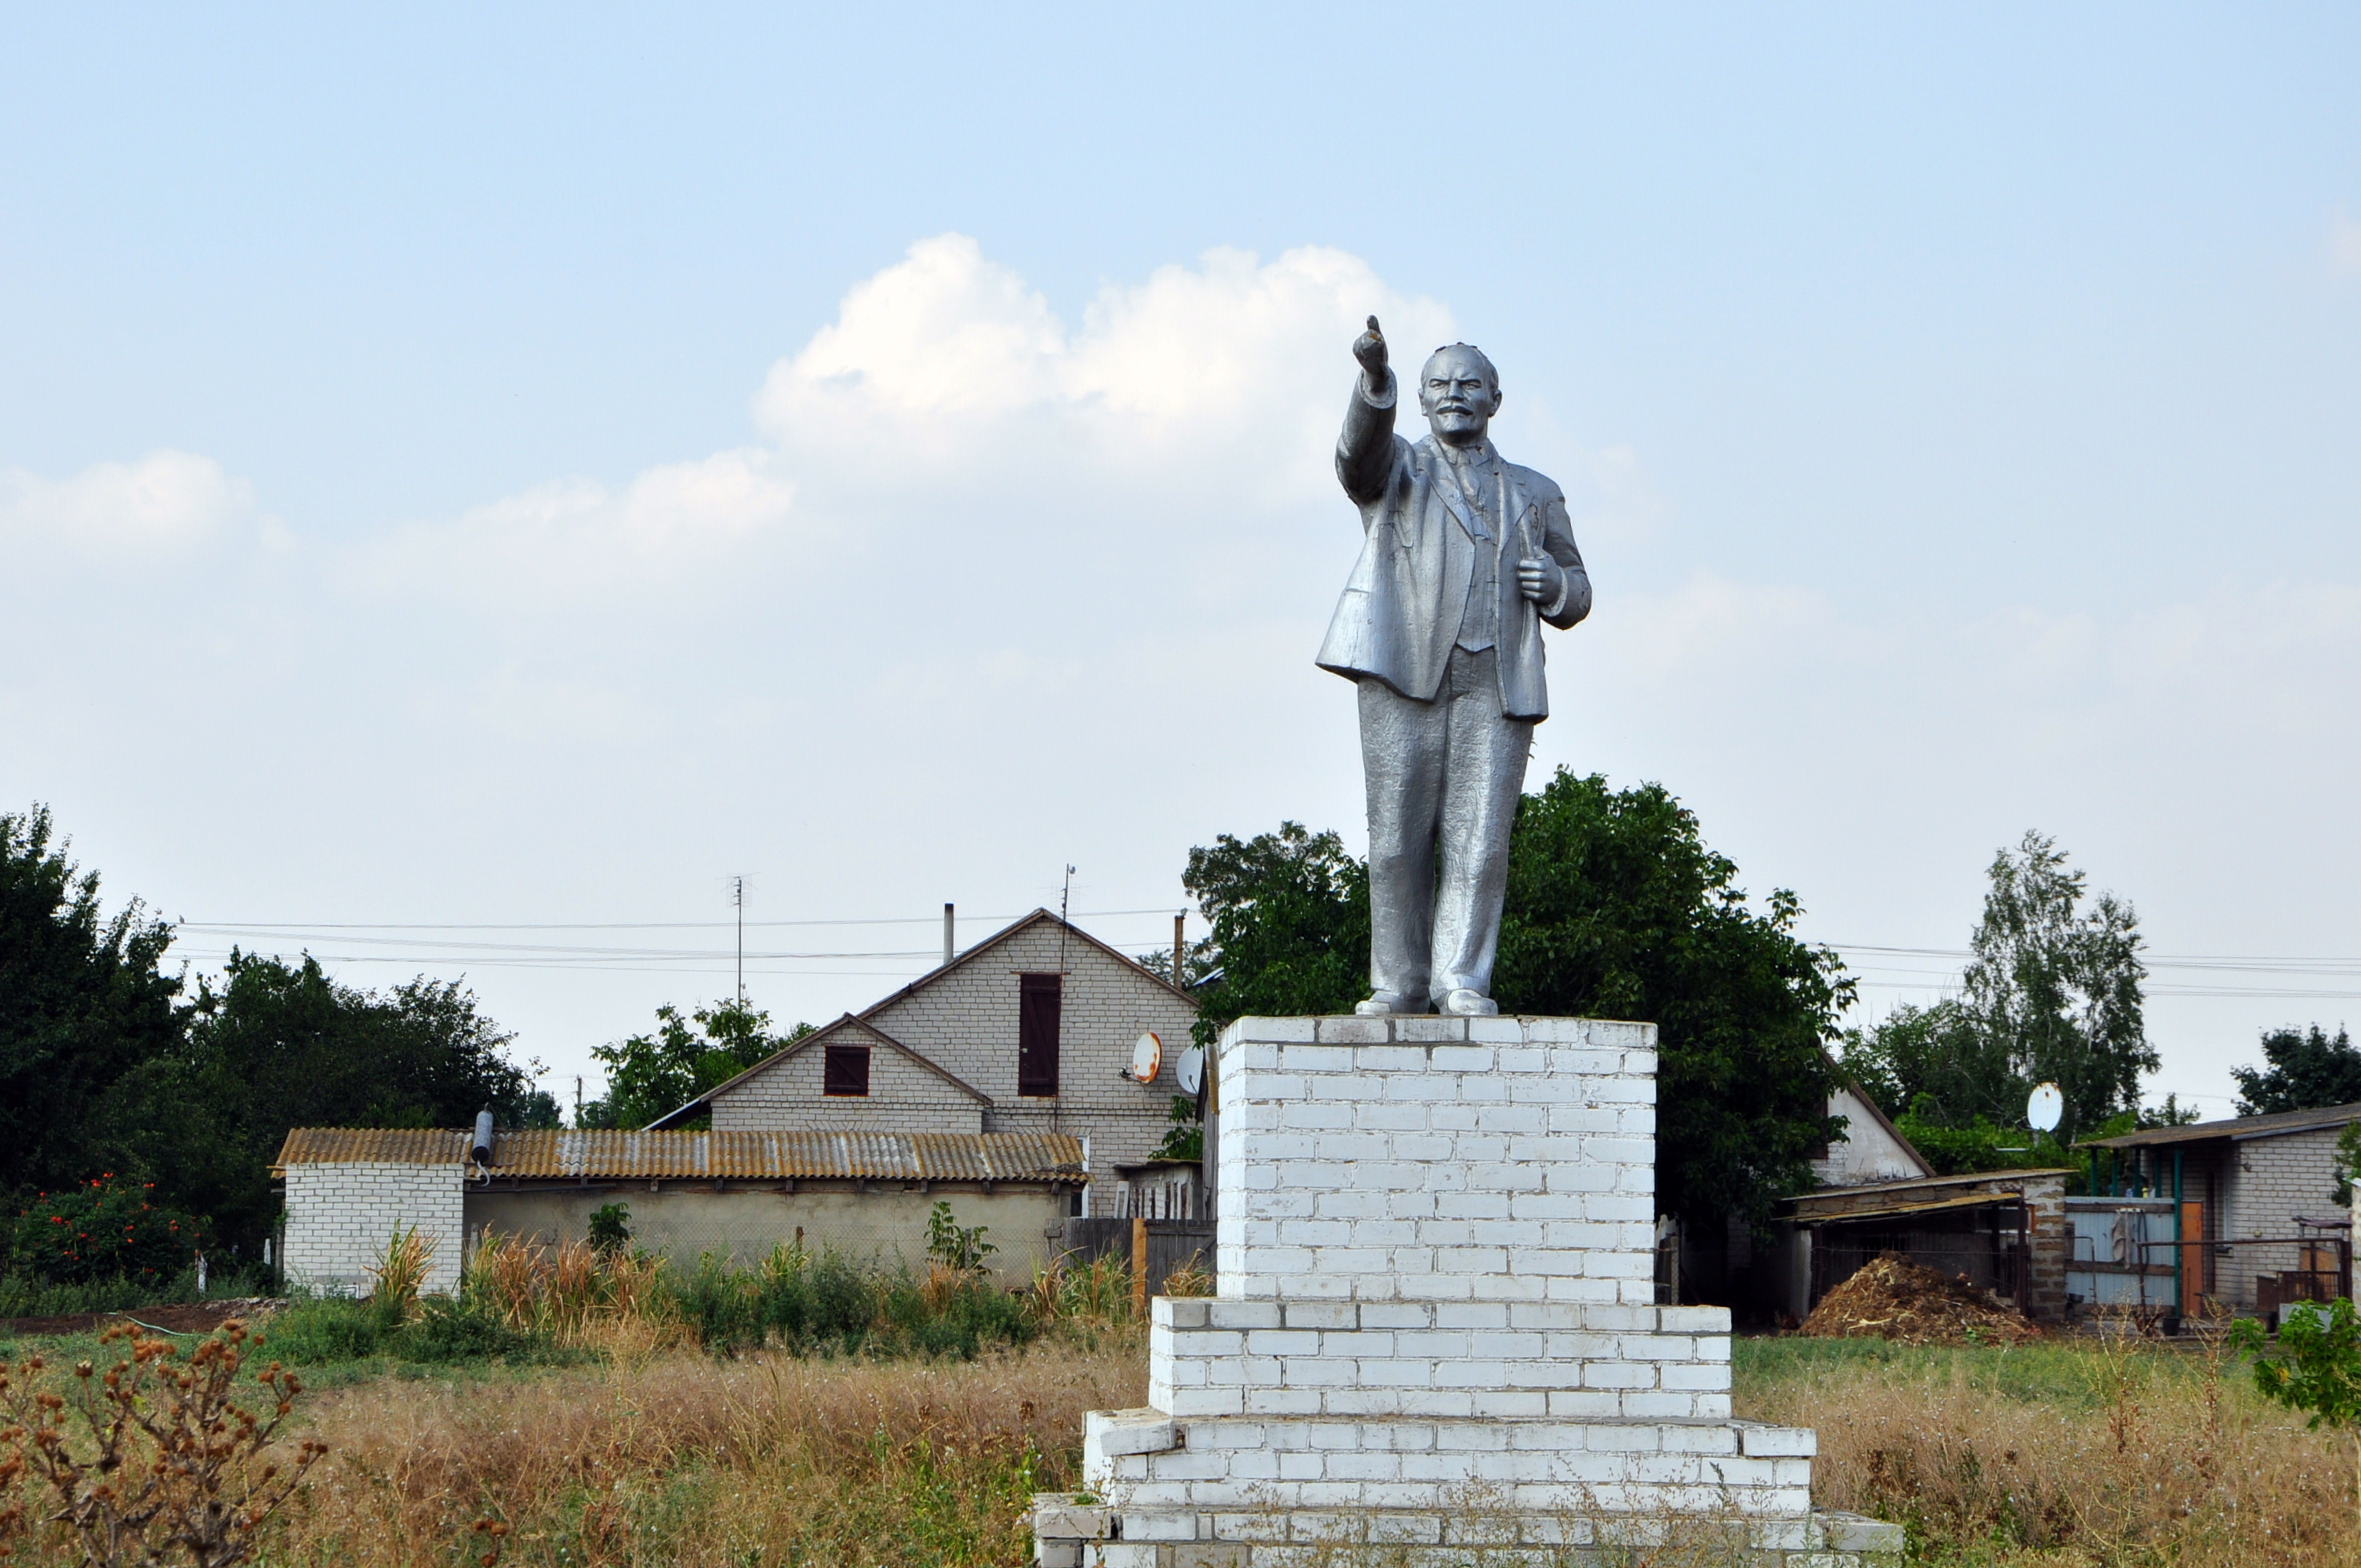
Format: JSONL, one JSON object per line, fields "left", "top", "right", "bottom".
{"left": 7, "top": 1321, "right": 2361, "bottom": 1565}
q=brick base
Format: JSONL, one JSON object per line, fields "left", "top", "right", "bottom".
{"left": 1034, "top": 1017, "right": 1900, "bottom": 1567}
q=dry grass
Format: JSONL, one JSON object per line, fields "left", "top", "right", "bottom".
{"left": 269, "top": 1332, "right": 1145, "bottom": 1567}
{"left": 1740, "top": 1334, "right": 2361, "bottom": 1566}
{"left": 462, "top": 1233, "right": 683, "bottom": 1362}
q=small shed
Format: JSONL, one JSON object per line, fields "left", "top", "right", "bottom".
{"left": 2078, "top": 1103, "right": 2361, "bottom": 1313}
{"left": 1775, "top": 1167, "right": 2073, "bottom": 1324}
{"left": 274, "top": 1128, "right": 1089, "bottom": 1296}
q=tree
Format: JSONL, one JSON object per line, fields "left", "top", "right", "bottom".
{"left": 1182, "top": 822, "right": 1371, "bottom": 1049}
{"left": 103, "top": 951, "right": 540, "bottom": 1252}
{"left": 586, "top": 1000, "right": 810, "bottom": 1129}
{"left": 1180, "top": 776, "right": 1851, "bottom": 1230}
{"left": 0, "top": 805, "right": 185, "bottom": 1202}
{"left": 2234, "top": 1026, "right": 2361, "bottom": 1116}
{"left": 1951, "top": 832, "right": 2152, "bottom": 1146}
{"left": 1840, "top": 1001, "right": 2016, "bottom": 1130}
{"left": 1490, "top": 772, "right": 1849, "bottom": 1230}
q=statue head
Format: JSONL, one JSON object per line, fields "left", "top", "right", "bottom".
{"left": 1417, "top": 344, "right": 1502, "bottom": 446}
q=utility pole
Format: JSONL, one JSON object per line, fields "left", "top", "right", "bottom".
{"left": 1174, "top": 912, "right": 1186, "bottom": 988}
{"left": 730, "top": 874, "right": 747, "bottom": 1007}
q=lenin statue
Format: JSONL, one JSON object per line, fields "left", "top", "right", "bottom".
{"left": 1316, "top": 317, "right": 1592, "bottom": 1017}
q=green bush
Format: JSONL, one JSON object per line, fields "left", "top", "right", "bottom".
{"left": 264, "top": 1295, "right": 395, "bottom": 1362}
{"left": 393, "top": 1295, "right": 537, "bottom": 1362}
{"left": 264, "top": 1291, "right": 554, "bottom": 1366}
{"left": 12, "top": 1174, "right": 208, "bottom": 1285}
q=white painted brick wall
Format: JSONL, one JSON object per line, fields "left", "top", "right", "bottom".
{"left": 1045, "top": 1014, "right": 1840, "bottom": 1559}
{"left": 1214, "top": 1015, "right": 1660, "bottom": 1303}
{"left": 283, "top": 1161, "right": 465, "bottom": 1296}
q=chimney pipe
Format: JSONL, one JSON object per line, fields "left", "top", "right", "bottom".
{"left": 943, "top": 902, "right": 955, "bottom": 968}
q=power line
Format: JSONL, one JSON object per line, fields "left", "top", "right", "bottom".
{"left": 173, "top": 906, "right": 1191, "bottom": 933}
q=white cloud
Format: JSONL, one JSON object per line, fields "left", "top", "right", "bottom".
{"left": 755, "top": 233, "right": 1455, "bottom": 504}
{"left": 0, "top": 450, "right": 255, "bottom": 557}
{"left": 358, "top": 446, "right": 797, "bottom": 606}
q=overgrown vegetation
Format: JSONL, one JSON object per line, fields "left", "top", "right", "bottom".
{"left": 0, "top": 1263, "right": 272, "bottom": 1324}
{"left": 1741, "top": 1332, "right": 2361, "bottom": 1565}
{"left": 0, "top": 1319, "right": 325, "bottom": 1567}
{"left": 244, "top": 1217, "right": 1146, "bottom": 1377}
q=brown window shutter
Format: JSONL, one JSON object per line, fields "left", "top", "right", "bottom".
{"left": 823, "top": 1044, "right": 871, "bottom": 1097}
{"left": 1018, "top": 973, "right": 1062, "bottom": 1097}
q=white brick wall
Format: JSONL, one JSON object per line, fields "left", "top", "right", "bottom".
{"left": 1214, "top": 1015, "right": 1659, "bottom": 1304}
{"left": 1042, "top": 1015, "right": 1854, "bottom": 1563}
{"left": 283, "top": 1161, "right": 465, "bottom": 1296}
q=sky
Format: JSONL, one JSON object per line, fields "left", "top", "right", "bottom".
{"left": 3, "top": 4, "right": 2357, "bottom": 1119}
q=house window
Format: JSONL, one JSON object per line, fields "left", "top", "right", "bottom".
{"left": 823, "top": 1044, "right": 871, "bottom": 1097}
{"left": 1018, "top": 973, "right": 1062, "bottom": 1097}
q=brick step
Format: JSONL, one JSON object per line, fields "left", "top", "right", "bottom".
{"left": 1034, "top": 1494, "right": 1902, "bottom": 1567}
{"left": 1084, "top": 1408, "right": 1817, "bottom": 1517}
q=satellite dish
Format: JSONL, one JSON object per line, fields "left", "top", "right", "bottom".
{"left": 1175, "top": 1042, "right": 1205, "bottom": 1096}
{"left": 2028, "top": 1082, "right": 2064, "bottom": 1133}
{"left": 1128, "top": 1031, "right": 1164, "bottom": 1084}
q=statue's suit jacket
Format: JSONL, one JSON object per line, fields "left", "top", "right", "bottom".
{"left": 1317, "top": 376, "right": 1591, "bottom": 722}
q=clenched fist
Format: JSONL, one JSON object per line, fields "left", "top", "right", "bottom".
{"left": 1353, "top": 315, "right": 1390, "bottom": 396}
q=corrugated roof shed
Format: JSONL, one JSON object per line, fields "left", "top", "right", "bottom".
{"left": 272, "top": 1128, "right": 1089, "bottom": 1183}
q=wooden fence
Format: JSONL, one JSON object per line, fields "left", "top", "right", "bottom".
{"left": 1053, "top": 1217, "right": 1216, "bottom": 1296}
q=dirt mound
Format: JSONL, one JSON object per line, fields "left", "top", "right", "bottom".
{"left": 0, "top": 1298, "right": 283, "bottom": 1340}
{"left": 1801, "top": 1255, "right": 2043, "bottom": 1346}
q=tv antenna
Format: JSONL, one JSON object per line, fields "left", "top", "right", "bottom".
{"left": 1059, "top": 864, "right": 1075, "bottom": 974}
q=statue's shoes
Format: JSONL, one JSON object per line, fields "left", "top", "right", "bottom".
{"left": 1354, "top": 992, "right": 1418, "bottom": 1016}
{"left": 1437, "top": 989, "right": 1499, "bottom": 1017}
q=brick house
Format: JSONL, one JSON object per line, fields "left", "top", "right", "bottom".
{"left": 649, "top": 910, "right": 1200, "bottom": 1207}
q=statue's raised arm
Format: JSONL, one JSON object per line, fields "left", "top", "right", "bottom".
{"left": 1337, "top": 315, "right": 1400, "bottom": 507}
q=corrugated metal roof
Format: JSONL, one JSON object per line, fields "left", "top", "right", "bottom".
{"left": 274, "top": 1128, "right": 473, "bottom": 1165}
{"left": 2078, "top": 1102, "right": 2361, "bottom": 1150}
{"left": 272, "top": 1128, "right": 1088, "bottom": 1183}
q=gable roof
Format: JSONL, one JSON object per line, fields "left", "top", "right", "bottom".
{"left": 646, "top": 1012, "right": 990, "bottom": 1129}
{"left": 274, "top": 1128, "right": 1087, "bottom": 1184}
{"left": 641, "top": 910, "right": 1192, "bottom": 1130}
{"left": 863, "top": 907, "right": 1197, "bottom": 1012}
{"left": 2078, "top": 1101, "right": 2361, "bottom": 1150}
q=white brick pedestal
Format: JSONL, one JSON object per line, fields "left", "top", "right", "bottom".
{"left": 1034, "top": 1016, "right": 1900, "bottom": 1567}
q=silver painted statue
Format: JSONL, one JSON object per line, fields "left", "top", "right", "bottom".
{"left": 1317, "top": 317, "right": 1591, "bottom": 1017}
